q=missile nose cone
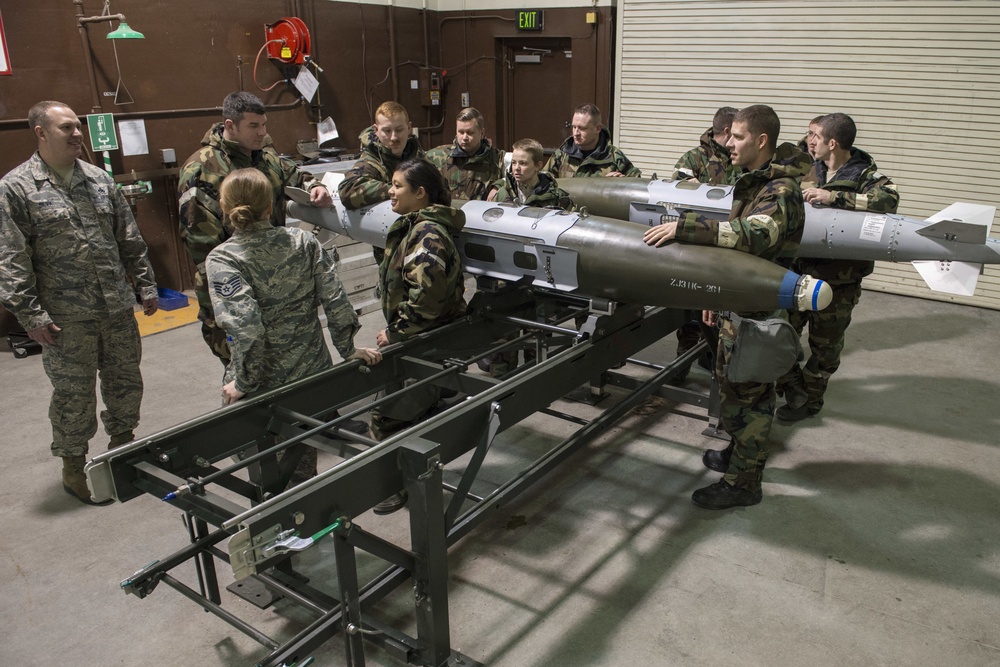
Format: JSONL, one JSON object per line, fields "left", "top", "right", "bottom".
{"left": 796, "top": 275, "right": 833, "bottom": 311}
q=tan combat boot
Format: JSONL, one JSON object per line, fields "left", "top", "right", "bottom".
{"left": 108, "top": 431, "right": 135, "bottom": 450}
{"left": 61, "top": 456, "right": 111, "bottom": 506}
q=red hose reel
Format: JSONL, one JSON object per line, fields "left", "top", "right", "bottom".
{"left": 265, "top": 17, "right": 311, "bottom": 65}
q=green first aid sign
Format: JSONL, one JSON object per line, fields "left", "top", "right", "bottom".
{"left": 87, "top": 113, "right": 119, "bottom": 151}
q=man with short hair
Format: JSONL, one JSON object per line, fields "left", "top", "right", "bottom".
{"left": 545, "top": 104, "right": 641, "bottom": 179}
{"left": 426, "top": 107, "right": 506, "bottom": 200}
{"left": 670, "top": 106, "right": 741, "bottom": 384}
{"left": 338, "top": 101, "right": 424, "bottom": 210}
{"left": 492, "top": 138, "right": 573, "bottom": 210}
{"left": 776, "top": 112, "right": 899, "bottom": 422}
{"left": 0, "top": 101, "right": 159, "bottom": 504}
{"left": 644, "top": 104, "right": 811, "bottom": 510}
{"left": 178, "top": 91, "right": 331, "bottom": 364}
{"left": 672, "top": 106, "right": 741, "bottom": 185}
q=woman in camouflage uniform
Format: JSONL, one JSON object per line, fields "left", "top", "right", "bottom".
{"left": 206, "top": 169, "right": 381, "bottom": 485}
{"left": 369, "top": 159, "right": 467, "bottom": 514}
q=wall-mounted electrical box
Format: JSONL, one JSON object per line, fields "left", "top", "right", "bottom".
{"left": 418, "top": 69, "right": 442, "bottom": 107}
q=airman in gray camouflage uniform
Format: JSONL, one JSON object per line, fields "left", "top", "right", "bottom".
{"left": 206, "top": 168, "right": 379, "bottom": 488}
{"left": 426, "top": 107, "right": 506, "bottom": 201}
{"left": 776, "top": 113, "right": 899, "bottom": 422}
{"left": 645, "top": 105, "right": 810, "bottom": 510}
{"left": 178, "top": 91, "right": 331, "bottom": 365}
{"left": 0, "top": 101, "right": 158, "bottom": 504}
{"left": 545, "top": 104, "right": 641, "bottom": 179}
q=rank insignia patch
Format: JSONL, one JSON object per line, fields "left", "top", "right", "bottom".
{"left": 213, "top": 275, "right": 242, "bottom": 298}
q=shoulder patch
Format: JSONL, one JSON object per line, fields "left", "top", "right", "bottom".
{"left": 212, "top": 274, "right": 243, "bottom": 298}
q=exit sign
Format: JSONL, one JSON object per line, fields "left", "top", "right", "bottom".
{"left": 517, "top": 10, "right": 543, "bottom": 31}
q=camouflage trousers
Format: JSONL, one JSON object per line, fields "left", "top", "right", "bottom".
{"left": 370, "top": 380, "right": 441, "bottom": 441}
{"left": 194, "top": 270, "right": 231, "bottom": 366}
{"left": 675, "top": 311, "right": 703, "bottom": 355}
{"left": 716, "top": 315, "right": 775, "bottom": 491}
{"left": 777, "top": 280, "right": 863, "bottom": 412}
{"left": 42, "top": 310, "right": 143, "bottom": 458}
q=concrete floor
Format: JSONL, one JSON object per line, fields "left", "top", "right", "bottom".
{"left": 2, "top": 288, "right": 1000, "bottom": 666}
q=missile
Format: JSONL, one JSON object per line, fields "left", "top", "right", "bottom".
{"left": 286, "top": 190, "right": 832, "bottom": 313}
{"left": 557, "top": 177, "right": 999, "bottom": 296}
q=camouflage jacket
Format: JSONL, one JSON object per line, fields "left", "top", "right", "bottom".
{"left": 206, "top": 220, "right": 360, "bottom": 395}
{"left": 675, "top": 143, "right": 809, "bottom": 315}
{"left": 338, "top": 127, "right": 425, "bottom": 210}
{"left": 795, "top": 148, "right": 899, "bottom": 284}
{"left": 545, "top": 128, "right": 642, "bottom": 179}
{"left": 491, "top": 171, "right": 574, "bottom": 210}
{"left": 380, "top": 204, "right": 466, "bottom": 343}
{"left": 178, "top": 123, "right": 319, "bottom": 323}
{"left": 0, "top": 153, "right": 157, "bottom": 331}
{"left": 671, "top": 128, "right": 741, "bottom": 185}
{"left": 426, "top": 139, "right": 506, "bottom": 201}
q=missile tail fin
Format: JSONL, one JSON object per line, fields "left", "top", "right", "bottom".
{"left": 912, "top": 260, "right": 982, "bottom": 296}
{"left": 917, "top": 203, "right": 996, "bottom": 244}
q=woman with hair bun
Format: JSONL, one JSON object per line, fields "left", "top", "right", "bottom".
{"left": 369, "top": 158, "right": 467, "bottom": 514}
{"left": 205, "top": 168, "right": 381, "bottom": 483}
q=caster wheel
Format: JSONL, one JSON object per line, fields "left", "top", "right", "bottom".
{"left": 13, "top": 346, "right": 29, "bottom": 358}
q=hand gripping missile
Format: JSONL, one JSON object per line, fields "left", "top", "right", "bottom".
{"left": 557, "top": 177, "right": 999, "bottom": 296}
{"left": 287, "top": 190, "right": 832, "bottom": 312}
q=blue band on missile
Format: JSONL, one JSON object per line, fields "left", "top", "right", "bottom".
{"left": 778, "top": 271, "right": 799, "bottom": 310}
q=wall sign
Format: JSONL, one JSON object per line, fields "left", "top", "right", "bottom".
{"left": 517, "top": 10, "right": 544, "bottom": 31}
{"left": 0, "top": 10, "right": 11, "bottom": 76}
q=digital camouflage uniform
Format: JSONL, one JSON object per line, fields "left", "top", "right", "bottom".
{"left": 491, "top": 171, "right": 574, "bottom": 210}
{"left": 671, "top": 129, "right": 743, "bottom": 368}
{"left": 777, "top": 148, "right": 899, "bottom": 414}
{"left": 337, "top": 127, "right": 425, "bottom": 210}
{"left": 671, "top": 128, "right": 742, "bottom": 186}
{"left": 178, "top": 123, "right": 321, "bottom": 364}
{"left": 371, "top": 204, "right": 467, "bottom": 438}
{"left": 671, "top": 142, "right": 810, "bottom": 491}
{"left": 206, "top": 220, "right": 361, "bottom": 484}
{"left": 0, "top": 153, "right": 157, "bottom": 457}
{"left": 426, "top": 139, "right": 506, "bottom": 201}
{"left": 545, "top": 128, "right": 642, "bottom": 179}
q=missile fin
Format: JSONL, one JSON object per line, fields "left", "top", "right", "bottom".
{"left": 917, "top": 203, "right": 996, "bottom": 243}
{"left": 911, "top": 260, "right": 982, "bottom": 296}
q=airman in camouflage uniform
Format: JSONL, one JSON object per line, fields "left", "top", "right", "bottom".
{"left": 545, "top": 104, "right": 641, "bottom": 179}
{"left": 670, "top": 108, "right": 741, "bottom": 381}
{"left": 645, "top": 105, "right": 810, "bottom": 509}
{"left": 671, "top": 107, "right": 741, "bottom": 185}
{"left": 776, "top": 113, "right": 899, "bottom": 422}
{"left": 370, "top": 168, "right": 467, "bottom": 442}
{"left": 206, "top": 168, "right": 378, "bottom": 488}
{"left": 0, "top": 101, "right": 158, "bottom": 504}
{"left": 491, "top": 170, "right": 573, "bottom": 209}
{"left": 338, "top": 102, "right": 425, "bottom": 211}
{"left": 178, "top": 92, "right": 330, "bottom": 365}
{"left": 426, "top": 107, "right": 506, "bottom": 201}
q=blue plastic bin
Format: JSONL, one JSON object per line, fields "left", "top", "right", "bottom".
{"left": 157, "top": 288, "right": 189, "bottom": 311}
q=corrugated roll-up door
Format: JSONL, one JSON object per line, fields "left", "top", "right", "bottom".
{"left": 613, "top": 0, "right": 1000, "bottom": 309}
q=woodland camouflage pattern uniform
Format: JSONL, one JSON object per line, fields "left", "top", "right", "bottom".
{"left": 671, "top": 128, "right": 743, "bottom": 370}
{"left": 777, "top": 148, "right": 899, "bottom": 414}
{"left": 0, "top": 153, "right": 157, "bottom": 457}
{"left": 178, "top": 122, "right": 321, "bottom": 364}
{"left": 426, "top": 139, "right": 506, "bottom": 201}
{"left": 671, "top": 142, "right": 810, "bottom": 491}
{"left": 671, "top": 128, "right": 742, "bottom": 186}
{"left": 338, "top": 127, "right": 425, "bottom": 210}
{"left": 491, "top": 170, "right": 574, "bottom": 210}
{"left": 545, "top": 128, "right": 642, "bottom": 179}
{"left": 206, "top": 220, "right": 361, "bottom": 486}
{"left": 371, "top": 204, "right": 467, "bottom": 438}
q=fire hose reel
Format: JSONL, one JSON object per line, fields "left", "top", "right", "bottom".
{"left": 266, "top": 17, "right": 311, "bottom": 65}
